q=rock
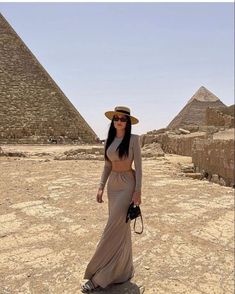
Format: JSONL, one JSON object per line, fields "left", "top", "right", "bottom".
{"left": 180, "top": 164, "right": 195, "bottom": 173}
{"left": 141, "top": 135, "right": 157, "bottom": 145}
{"left": 179, "top": 128, "right": 191, "bottom": 134}
{"left": 185, "top": 125, "right": 199, "bottom": 132}
{"left": 211, "top": 174, "right": 220, "bottom": 184}
{"left": 184, "top": 173, "right": 202, "bottom": 179}
{"left": 142, "top": 142, "right": 165, "bottom": 158}
{"left": 91, "top": 147, "right": 103, "bottom": 154}
{"left": 0, "top": 146, "right": 4, "bottom": 156}
{"left": 147, "top": 128, "right": 168, "bottom": 135}
{"left": 4, "top": 151, "right": 27, "bottom": 157}
{"left": 219, "top": 177, "right": 227, "bottom": 186}
{"left": 54, "top": 150, "right": 103, "bottom": 160}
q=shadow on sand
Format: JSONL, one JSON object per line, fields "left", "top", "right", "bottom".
{"left": 91, "top": 280, "right": 145, "bottom": 293}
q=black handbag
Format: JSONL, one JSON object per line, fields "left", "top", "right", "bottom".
{"left": 126, "top": 202, "right": 143, "bottom": 234}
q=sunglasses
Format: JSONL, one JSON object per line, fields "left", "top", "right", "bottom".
{"left": 113, "top": 116, "right": 128, "bottom": 122}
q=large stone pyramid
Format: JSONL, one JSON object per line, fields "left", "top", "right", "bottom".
{"left": 0, "top": 13, "right": 97, "bottom": 144}
{"left": 167, "top": 86, "right": 226, "bottom": 129}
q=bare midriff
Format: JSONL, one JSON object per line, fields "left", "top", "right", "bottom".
{"left": 111, "top": 159, "right": 133, "bottom": 172}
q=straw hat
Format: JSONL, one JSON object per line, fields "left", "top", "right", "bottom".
{"left": 104, "top": 106, "right": 139, "bottom": 125}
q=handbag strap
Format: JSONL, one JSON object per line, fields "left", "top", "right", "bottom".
{"left": 133, "top": 213, "right": 143, "bottom": 234}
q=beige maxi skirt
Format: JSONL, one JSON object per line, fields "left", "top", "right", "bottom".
{"left": 83, "top": 168, "right": 136, "bottom": 288}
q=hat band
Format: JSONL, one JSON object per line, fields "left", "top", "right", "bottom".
{"left": 116, "top": 109, "right": 130, "bottom": 115}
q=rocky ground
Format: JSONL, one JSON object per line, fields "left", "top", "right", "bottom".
{"left": 0, "top": 144, "right": 234, "bottom": 294}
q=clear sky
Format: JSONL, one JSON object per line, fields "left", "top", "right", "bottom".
{"left": 0, "top": 2, "right": 234, "bottom": 139}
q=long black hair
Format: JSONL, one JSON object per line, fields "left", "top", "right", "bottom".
{"left": 104, "top": 115, "right": 132, "bottom": 161}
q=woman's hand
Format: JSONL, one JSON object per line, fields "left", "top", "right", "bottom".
{"left": 96, "top": 188, "right": 104, "bottom": 203}
{"left": 130, "top": 191, "right": 141, "bottom": 205}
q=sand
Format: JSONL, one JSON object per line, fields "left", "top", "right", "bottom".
{"left": 0, "top": 144, "right": 234, "bottom": 293}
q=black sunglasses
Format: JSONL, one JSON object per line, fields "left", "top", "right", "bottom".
{"left": 113, "top": 116, "right": 128, "bottom": 122}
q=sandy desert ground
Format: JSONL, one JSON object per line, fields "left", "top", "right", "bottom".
{"left": 0, "top": 144, "right": 234, "bottom": 294}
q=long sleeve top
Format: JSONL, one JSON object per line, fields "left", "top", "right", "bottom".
{"left": 99, "top": 134, "right": 142, "bottom": 192}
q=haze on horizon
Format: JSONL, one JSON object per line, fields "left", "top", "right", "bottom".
{"left": 0, "top": 2, "right": 234, "bottom": 139}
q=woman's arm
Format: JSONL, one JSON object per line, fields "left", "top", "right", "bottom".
{"left": 133, "top": 135, "right": 142, "bottom": 192}
{"left": 99, "top": 140, "right": 112, "bottom": 189}
{"left": 99, "top": 158, "right": 112, "bottom": 190}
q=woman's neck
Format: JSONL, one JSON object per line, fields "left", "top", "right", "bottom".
{"left": 116, "top": 131, "right": 125, "bottom": 138}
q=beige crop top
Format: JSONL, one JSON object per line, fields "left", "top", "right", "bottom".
{"left": 99, "top": 134, "right": 142, "bottom": 192}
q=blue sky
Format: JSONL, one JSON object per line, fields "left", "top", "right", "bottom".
{"left": 0, "top": 3, "right": 234, "bottom": 139}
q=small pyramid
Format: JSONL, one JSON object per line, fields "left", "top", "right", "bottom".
{"left": 0, "top": 13, "right": 97, "bottom": 144}
{"left": 167, "top": 86, "right": 226, "bottom": 129}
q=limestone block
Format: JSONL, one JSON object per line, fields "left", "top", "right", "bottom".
{"left": 141, "top": 134, "right": 157, "bottom": 146}
{"left": 179, "top": 128, "right": 191, "bottom": 134}
{"left": 184, "top": 173, "right": 202, "bottom": 179}
{"left": 180, "top": 164, "right": 194, "bottom": 173}
{"left": 146, "top": 128, "right": 168, "bottom": 135}
{"left": 142, "top": 142, "right": 165, "bottom": 157}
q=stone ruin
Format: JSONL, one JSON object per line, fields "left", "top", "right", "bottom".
{"left": 205, "top": 104, "right": 234, "bottom": 128}
{"left": 0, "top": 13, "right": 98, "bottom": 145}
{"left": 141, "top": 86, "right": 234, "bottom": 188}
{"left": 0, "top": 13, "right": 233, "bottom": 187}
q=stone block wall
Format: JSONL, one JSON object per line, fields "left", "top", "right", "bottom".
{"left": 206, "top": 107, "right": 234, "bottom": 128}
{"left": 192, "top": 138, "right": 234, "bottom": 187}
{"left": 153, "top": 132, "right": 207, "bottom": 156}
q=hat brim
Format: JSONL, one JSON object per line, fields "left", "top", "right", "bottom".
{"left": 104, "top": 111, "right": 139, "bottom": 125}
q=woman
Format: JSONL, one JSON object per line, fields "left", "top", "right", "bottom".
{"left": 81, "top": 106, "right": 142, "bottom": 292}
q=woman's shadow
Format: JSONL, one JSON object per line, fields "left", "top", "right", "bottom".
{"left": 91, "top": 281, "right": 144, "bottom": 293}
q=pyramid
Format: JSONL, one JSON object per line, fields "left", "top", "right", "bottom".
{"left": 0, "top": 13, "right": 98, "bottom": 144}
{"left": 167, "top": 86, "right": 226, "bottom": 129}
